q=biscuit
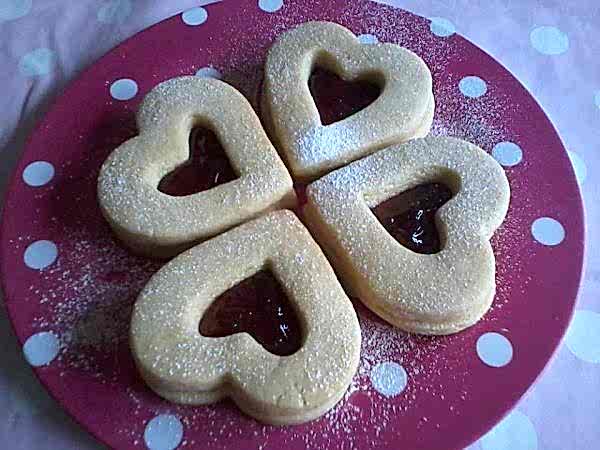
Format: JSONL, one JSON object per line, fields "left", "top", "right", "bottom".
{"left": 98, "top": 76, "right": 296, "bottom": 258}
{"left": 304, "top": 136, "right": 510, "bottom": 335}
{"left": 263, "top": 21, "right": 434, "bottom": 181}
{"left": 130, "top": 211, "right": 362, "bottom": 424}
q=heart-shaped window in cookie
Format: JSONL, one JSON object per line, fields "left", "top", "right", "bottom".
{"left": 371, "top": 182, "right": 453, "bottom": 254}
{"left": 199, "top": 269, "right": 303, "bottom": 356}
{"left": 308, "top": 61, "right": 381, "bottom": 126}
{"left": 158, "top": 126, "right": 237, "bottom": 196}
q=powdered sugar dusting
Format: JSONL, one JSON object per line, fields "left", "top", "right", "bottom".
{"left": 138, "top": 303, "right": 468, "bottom": 450}
{"left": 22, "top": 226, "right": 471, "bottom": 448}
{"left": 30, "top": 229, "right": 159, "bottom": 375}
{"left": 2, "top": 0, "right": 558, "bottom": 448}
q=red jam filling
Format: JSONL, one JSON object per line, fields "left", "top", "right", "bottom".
{"left": 158, "top": 127, "right": 237, "bottom": 196}
{"left": 371, "top": 183, "right": 453, "bottom": 254}
{"left": 199, "top": 270, "right": 303, "bottom": 356}
{"left": 308, "top": 67, "right": 381, "bottom": 126}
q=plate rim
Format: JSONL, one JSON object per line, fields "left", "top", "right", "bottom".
{"left": 0, "top": 1, "right": 586, "bottom": 449}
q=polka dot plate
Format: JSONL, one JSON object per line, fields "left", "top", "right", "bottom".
{"left": 0, "top": 1, "right": 584, "bottom": 449}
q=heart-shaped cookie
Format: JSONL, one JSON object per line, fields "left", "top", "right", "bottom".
{"left": 98, "top": 76, "right": 296, "bottom": 258}
{"left": 262, "top": 21, "right": 434, "bottom": 181}
{"left": 130, "top": 210, "right": 361, "bottom": 425}
{"left": 304, "top": 136, "right": 510, "bottom": 335}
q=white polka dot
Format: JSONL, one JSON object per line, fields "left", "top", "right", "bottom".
{"left": 530, "top": 26, "right": 569, "bottom": 55}
{"left": 259, "top": 0, "right": 283, "bottom": 12}
{"left": 144, "top": 414, "right": 183, "bottom": 450}
{"left": 429, "top": 17, "right": 456, "bottom": 37}
{"left": 19, "top": 48, "right": 56, "bottom": 77}
{"left": 531, "top": 217, "right": 565, "bottom": 246}
{"left": 595, "top": 91, "right": 600, "bottom": 109}
{"left": 358, "top": 33, "right": 379, "bottom": 44}
{"left": 23, "top": 332, "right": 60, "bottom": 367}
{"left": 479, "top": 410, "right": 538, "bottom": 450}
{"left": 110, "top": 78, "right": 138, "bottom": 101}
{"left": 97, "top": 0, "right": 132, "bottom": 24}
{"left": 477, "top": 332, "right": 513, "bottom": 367}
{"left": 24, "top": 240, "right": 58, "bottom": 270}
{"left": 565, "top": 310, "right": 600, "bottom": 363}
{"left": 22, "top": 161, "right": 55, "bottom": 187}
{"left": 370, "top": 361, "right": 407, "bottom": 397}
{"left": 181, "top": 7, "right": 208, "bottom": 26}
{"left": 492, "top": 142, "right": 523, "bottom": 167}
{"left": 567, "top": 150, "right": 587, "bottom": 185}
{"left": 195, "top": 67, "right": 222, "bottom": 79}
{"left": 0, "top": 0, "right": 31, "bottom": 22}
{"left": 459, "top": 76, "right": 487, "bottom": 98}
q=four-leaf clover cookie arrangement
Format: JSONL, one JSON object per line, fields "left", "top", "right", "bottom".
{"left": 98, "top": 21, "right": 509, "bottom": 425}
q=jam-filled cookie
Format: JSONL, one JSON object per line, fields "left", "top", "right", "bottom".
{"left": 130, "top": 210, "right": 361, "bottom": 425}
{"left": 304, "top": 136, "right": 510, "bottom": 335}
{"left": 262, "top": 21, "right": 434, "bottom": 181}
{"left": 98, "top": 76, "right": 296, "bottom": 258}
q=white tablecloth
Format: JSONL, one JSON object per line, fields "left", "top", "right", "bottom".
{"left": 1, "top": 1, "right": 598, "bottom": 448}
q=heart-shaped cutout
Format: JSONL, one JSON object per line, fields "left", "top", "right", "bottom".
{"left": 308, "top": 67, "right": 381, "bottom": 126}
{"left": 305, "top": 136, "right": 510, "bottom": 335}
{"left": 371, "top": 182, "right": 453, "bottom": 254}
{"left": 158, "top": 126, "right": 237, "bottom": 196}
{"left": 97, "top": 77, "right": 296, "bottom": 258}
{"left": 199, "top": 269, "right": 303, "bottom": 356}
{"left": 263, "top": 21, "right": 434, "bottom": 180}
{"left": 130, "top": 211, "right": 361, "bottom": 424}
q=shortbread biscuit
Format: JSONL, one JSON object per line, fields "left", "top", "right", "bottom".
{"left": 305, "top": 136, "right": 510, "bottom": 335}
{"left": 130, "top": 211, "right": 361, "bottom": 425}
{"left": 263, "top": 21, "right": 434, "bottom": 181}
{"left": 98, "top": 77, "right": 296, "bottom": 258}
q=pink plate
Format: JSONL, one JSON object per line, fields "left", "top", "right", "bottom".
{"left": 0, "top": 1, "right": 584, "bottom": 449}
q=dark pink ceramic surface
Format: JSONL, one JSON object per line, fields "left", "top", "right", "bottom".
{"left": 0, "top": 1, "right": 584, "bottom": 449}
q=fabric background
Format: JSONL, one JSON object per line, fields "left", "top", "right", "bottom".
{"left": 1, "top": 1, "right": 598, "bottom": 449}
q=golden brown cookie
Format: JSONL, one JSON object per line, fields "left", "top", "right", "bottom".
{"left": 98, "top": 76, "right": 296, "bottom": 258}
{"left": 263, "top": 21, "right": 434, "bottom": 181}
{"left": 304, "top": 136, "right": 510, "bottom": 335}
{"left": 130, "top": 210, "right": 361, "bottom": 425}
